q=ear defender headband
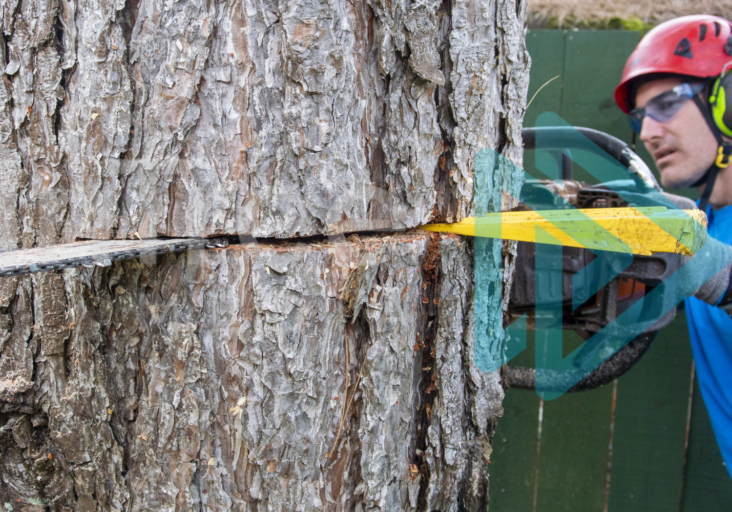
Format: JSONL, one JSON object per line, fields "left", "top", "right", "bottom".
{"left": 692, "top": 62, "right": 732, "bottom": 211}
{"left": 710, "top": 70, "right": 732, "bottom": 137}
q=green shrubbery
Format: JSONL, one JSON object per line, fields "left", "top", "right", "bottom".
{"left": 543, "top": 14, "right": 654, "bottom": 32}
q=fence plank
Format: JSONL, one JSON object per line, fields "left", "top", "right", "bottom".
{"left": 524, "top": 30, "right": 566, "bottom": 129}
{"left": 534, "top": 332, "right": 614, "bottom": 512}
{"left": 554, "top": 30, "right": 639, "bottom": 185}
{"left": 560, "top": 30, "right": 639, "bottom": 142}
{"left": 681, "top": 375, "right": 732, "bottom": 511}
{"left": 490, "top": 389, "right": 542, "bottom": 511}
{"left": 608, "top": 313, "right": 692, "bottom": 511}
{"left": 490, "top": 331, "right": 540, "bottom": 512}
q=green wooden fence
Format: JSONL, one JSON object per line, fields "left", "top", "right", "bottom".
{"left": 488, "top": 30, "right": 732, "bottom": 512}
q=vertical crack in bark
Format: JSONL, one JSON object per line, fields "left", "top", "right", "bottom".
{"left": 338, "top": 245, "right": 377, "bottom": 507}
{"left": 54, "top": 4, "right": 75, "bottom": 242}
{"left": 493, "top": 0, "right": 511, "bottom": 158}
{"left": 342, "top": 312, "right": 369, "bottom": 506}
{"left": 19, "top": 277, "right": 36, "bottom": 409}
{"left": 496, "top": 110, "right": 507, "bottom": 154}
{"left": 52, "top": 57, "right": 71, "bottom": 237}
{"left": 367, "top": 69, "right": 392, "bottom": 224}
{"left": 119, "top": 0, "right": 140, "bottom": 46}
{"left": 113, "top": 0, "right": 140, "bottom": 239}
{"left": 116, "top": 0, "right": 142, "bottom": 238}
{"left": 496, "top": 70, "right": 509, "bottom": 156}
{"left": 1, "top": 29, "right": 8, "bottom": 67}
{"left": 433, "top": 0, "right": 456, "bottom": 224}
{"left": 53, "top": 12, "right": 64, "bottom": 71}
{"left": 414, "top": 234, "right": 441, "bottom": 509}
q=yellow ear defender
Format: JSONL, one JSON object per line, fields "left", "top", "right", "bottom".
{"left": 710, "top": 72, "right": 732, "bottom": 137}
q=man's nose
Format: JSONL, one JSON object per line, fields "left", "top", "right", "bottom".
{"left": 639, "top": 115, "right": 665, "bottom": 144}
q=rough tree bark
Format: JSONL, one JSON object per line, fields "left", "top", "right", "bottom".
{"left": 0, "top": 0, "right": 528, "bottom": 510}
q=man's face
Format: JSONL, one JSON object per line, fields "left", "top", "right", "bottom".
{"left": 635, "top": 77, "right": 718, "bottom": 188}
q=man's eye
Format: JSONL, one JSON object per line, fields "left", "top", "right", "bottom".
{"left": 657, "top": 98, "right": 683, "bottom": 112}
{"left": 658, "top": 100, "right": 675, "bottom": 110}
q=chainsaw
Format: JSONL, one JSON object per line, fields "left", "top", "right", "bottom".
{"left": 503, "top": 127, "right": 683, "bottom": 392}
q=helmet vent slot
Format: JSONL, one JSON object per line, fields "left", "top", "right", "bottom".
{"left": 674, "top": 37, "right": 693, "bottom": 59}
{"left": 725, "top": 35, "right": 732, "bottom": 56}
{"left": 700, "top": 24, "right": 707, "bottom": 42}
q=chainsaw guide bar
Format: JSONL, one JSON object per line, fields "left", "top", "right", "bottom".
{"left": 0, "top": 237, "right": 229, "bottom": 278}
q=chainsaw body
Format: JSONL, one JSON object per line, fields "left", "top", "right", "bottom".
{"left": 508, "top": 179, "right": 678, "bottom": 338}
{"left": 507, "top": 127, "right": 680, "bottom": 391}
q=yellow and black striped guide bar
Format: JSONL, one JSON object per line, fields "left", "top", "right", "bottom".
{"left": 420, "top": 207, "right": 707, "bottom": 256}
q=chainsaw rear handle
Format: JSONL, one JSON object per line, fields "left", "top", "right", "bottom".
{"left": 522, "top": 126, "right": 662, "bottom": 191}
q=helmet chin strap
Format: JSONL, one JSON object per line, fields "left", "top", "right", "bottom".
{"left": 691, "top": 94, "right": 732, "bottom": 212}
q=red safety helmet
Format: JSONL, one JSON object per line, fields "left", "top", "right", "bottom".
{"left": 615, "top": 15, "right": 732, "bottom": 113}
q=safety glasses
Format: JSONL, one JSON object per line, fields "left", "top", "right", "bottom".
{"left": 628, "top": 82, "right": 705, "bottom": 134}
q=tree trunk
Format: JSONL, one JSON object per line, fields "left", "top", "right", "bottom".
{"left": 0, "top": 0, "right": 528, "bottom": 509}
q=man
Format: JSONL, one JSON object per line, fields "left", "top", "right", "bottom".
{"left": 615, "top": 15, "right": 732, "bottom": 478}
